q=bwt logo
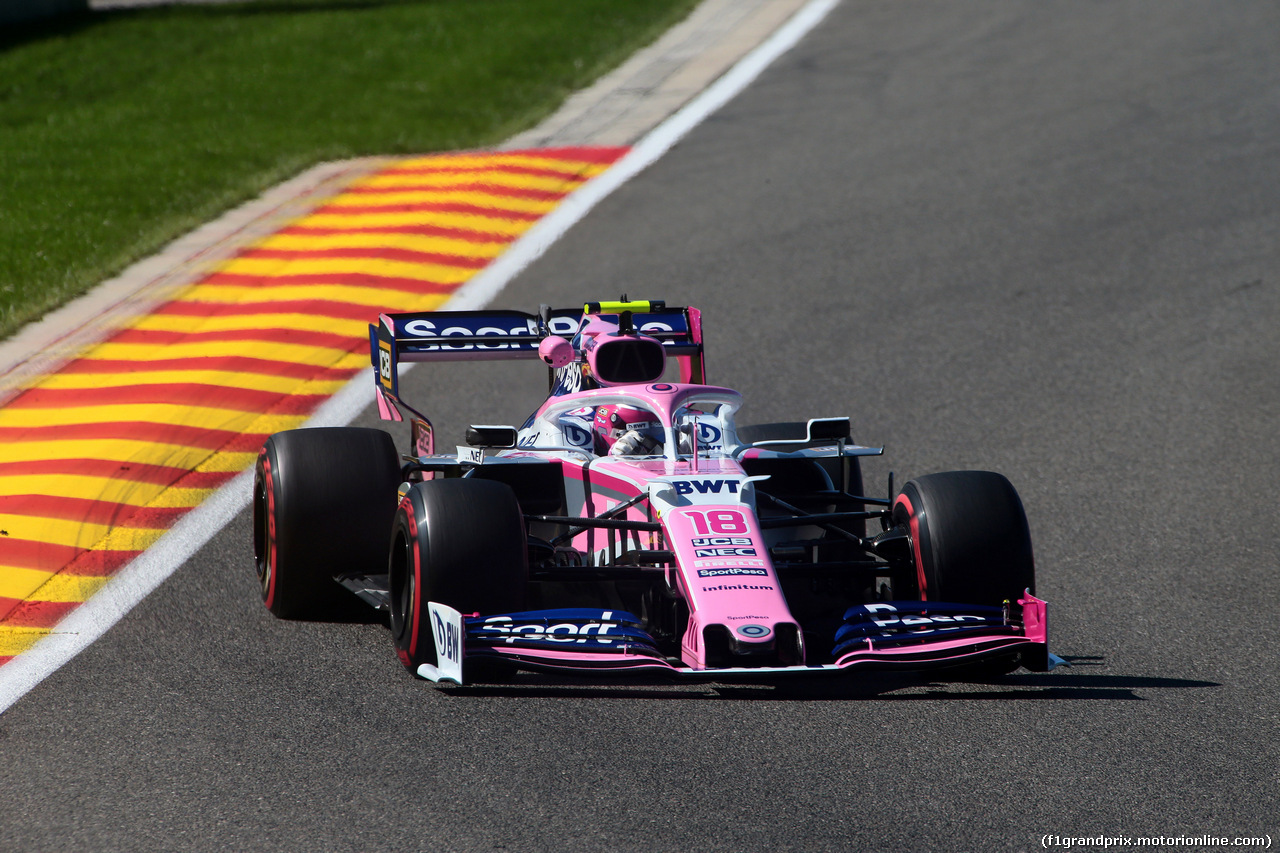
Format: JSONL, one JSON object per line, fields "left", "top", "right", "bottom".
{"left": 433, "top": 612, "right": 461, "bottom": 663}
{"left": 695, "top": 422, "right": 722, "bottom": 445}
{"left": 563, "top": 423, "right": 593, "bottom": 447}
{"left": 674, "top": 479, "right": 740, "bottom": 495}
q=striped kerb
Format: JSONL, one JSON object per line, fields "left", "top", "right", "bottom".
{"left": 0, "top": 146, "right": 628, "bottom": 666}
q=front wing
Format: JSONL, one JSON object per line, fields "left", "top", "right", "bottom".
{"left": 419, "top": 595, "right": 1062, "bottom": 685}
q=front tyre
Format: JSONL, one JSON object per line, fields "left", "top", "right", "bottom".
{"left": 892, "top": 470, "right": 1035, "bottom": 606}
{"left": 253, "top": 427, "right": 400, "bottom": 620}
{"left": 388, "top": 478, "right": 529, "bottom": 673}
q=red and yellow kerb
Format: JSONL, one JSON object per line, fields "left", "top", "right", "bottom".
{"left": 0, "top": 146, "right": 628, "bottom": 666}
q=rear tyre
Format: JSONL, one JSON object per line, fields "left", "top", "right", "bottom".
{"left": 388, "top": 478, "right": 529, "bottom": 674}
{"left": 253, "top": 428, "right": 401, "bottom": 620}
{"left": 892, "top": 471, "right": 1035, "bottom": 606}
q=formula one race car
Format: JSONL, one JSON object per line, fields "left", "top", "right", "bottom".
{"left": 252, "top": 298, "right": 1063, "bottom": 684}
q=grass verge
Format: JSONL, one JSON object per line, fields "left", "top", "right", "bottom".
{"left": 0, "top": 0, "right": 698, "bottom": 340}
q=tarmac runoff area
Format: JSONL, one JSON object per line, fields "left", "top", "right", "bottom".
{"left": 0, "top": 0, "right": 822, "bottom": 683}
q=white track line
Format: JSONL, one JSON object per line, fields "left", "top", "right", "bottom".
{"left": 0, "top": 0, "right": 840, "bottom": 714}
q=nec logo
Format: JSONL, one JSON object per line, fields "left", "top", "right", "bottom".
{"left": 694, "top": 547, "right": 757, "bottom": 558}
{"left": 674, "top": 479, "right": 740, "bottom": 495}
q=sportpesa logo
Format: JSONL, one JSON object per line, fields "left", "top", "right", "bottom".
{"left": 696, "top": 568, "right": 768, "bottom": 578}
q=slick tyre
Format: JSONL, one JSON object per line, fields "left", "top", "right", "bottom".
{"left": 892, "top": 471, "right": 1035, "bottom": 606}
{"left": 253, "top": 427, "right": 400, "bottom": 620}
{"left": 388, "top": 478, "right": 528, "bottom": 674}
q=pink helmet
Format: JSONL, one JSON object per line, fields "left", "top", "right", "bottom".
{"left": 593, "top": 405, "right": 662, "bottom": 455}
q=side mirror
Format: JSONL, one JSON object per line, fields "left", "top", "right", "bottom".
{"left": 806, "top": 417, "right": 851, "bottom": 442}
{"left": 465, "top": 425, "right": 518, "bottom": 448}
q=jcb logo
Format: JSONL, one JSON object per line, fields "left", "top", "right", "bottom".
{"left": 379, "top": 346, "right": 393, "bottom": 383}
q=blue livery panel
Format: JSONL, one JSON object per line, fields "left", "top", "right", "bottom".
{"left": 370, "top": 307, "right": 698, "bottom": 365}
{"left": 832, "top": 601, "right": 1018, "bottom": 656}
{"left": 465, "top": 609, "right": 663, "bottom": 657}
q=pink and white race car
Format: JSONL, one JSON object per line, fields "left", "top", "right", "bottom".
{"left": 253, "top": 299, "right": 1064, "bottom": 684}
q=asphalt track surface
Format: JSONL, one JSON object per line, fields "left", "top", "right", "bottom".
{"left": 4, "top": 1, "right": 1279, "bottom": 850}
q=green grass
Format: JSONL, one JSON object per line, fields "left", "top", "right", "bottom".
{"left": 0, "top": 0, "right": 697, "bottom": 339}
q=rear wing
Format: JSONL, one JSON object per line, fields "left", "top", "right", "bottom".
{"left": 369, "top": 301, "right": 705, "bottom": 412}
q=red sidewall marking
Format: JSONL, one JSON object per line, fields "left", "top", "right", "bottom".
{"left": 403, "top": 498, "right": 422, "bottom": 661}
{"left": 894, "top": 493, "right": 928, "bottom": 601}
{"left": 261, "top": 454, "right": 278, "bottom": 609}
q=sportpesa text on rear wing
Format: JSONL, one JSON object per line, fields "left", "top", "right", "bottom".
{"left": 369, "top": 300, "right": 704, "bottom": 405}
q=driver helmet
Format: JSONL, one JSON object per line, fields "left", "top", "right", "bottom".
{"left": 593, "top": 404, "right": 662, "bottom": 456}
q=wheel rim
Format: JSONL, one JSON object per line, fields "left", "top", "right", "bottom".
{"left": 389, "top": 529, "right": 407, "bottom": 643}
